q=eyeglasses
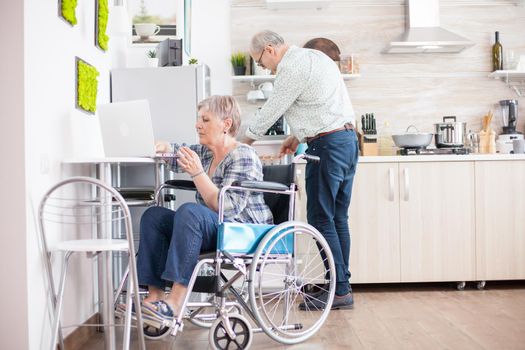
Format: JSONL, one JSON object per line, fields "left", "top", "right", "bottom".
{"left": 256, "top": 48, "right": 266, "bottom": 67}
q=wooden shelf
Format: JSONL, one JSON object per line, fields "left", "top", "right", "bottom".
{"left": 232, "top": 73, "right": 360, "bottom": 83}
{"left": 488, "top": 70, "right": 525, "bottom": 96}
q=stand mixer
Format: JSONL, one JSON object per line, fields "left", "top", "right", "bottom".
{"left": 496, "top": 99, "right": 523, "bottom": 154}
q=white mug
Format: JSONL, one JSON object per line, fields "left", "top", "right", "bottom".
{"left": 135, "top": 23, "right": 161, "bottom": 38}
{"left": 258, "top": 82, "right": 274, "bottom": 99}
{"left": 246, "top": 89, "right": 265, "bottom": 103}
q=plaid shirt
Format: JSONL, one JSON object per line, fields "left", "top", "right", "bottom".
{"left": 169, "top": 143, "right": 273, "bottom": 224}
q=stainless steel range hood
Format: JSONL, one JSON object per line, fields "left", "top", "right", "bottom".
{"left": 384, "top": 0, "right": 474, "bottom": 54}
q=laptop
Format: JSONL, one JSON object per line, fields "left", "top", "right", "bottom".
{"left": 97, "top": 100, "right": 156, "bottom": 157}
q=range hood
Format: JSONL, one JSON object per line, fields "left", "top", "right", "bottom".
{"left": 384, "top": 0, "right": 474, "bottom": 54}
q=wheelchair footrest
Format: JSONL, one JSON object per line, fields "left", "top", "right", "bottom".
{"left": 191, "top": 276, "right": 217, "bottom": 293}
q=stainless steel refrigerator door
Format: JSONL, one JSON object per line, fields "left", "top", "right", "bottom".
{"left": 111, "top": 65, "right": 210, "bottom": 144}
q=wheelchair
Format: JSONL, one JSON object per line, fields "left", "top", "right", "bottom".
{"left": 132, "top": 154, "right": 336, "bottom": 349}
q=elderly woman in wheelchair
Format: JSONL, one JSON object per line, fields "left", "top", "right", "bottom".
{"left": 136, "top": 95, "right": 272, "bottom": 313}
{"left": 133, "top": 95, "right": 337, "bottom": 349}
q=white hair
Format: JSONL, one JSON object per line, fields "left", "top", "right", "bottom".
{"left": 197, "top": 95, "right": 241, "bottom": 136}
{"left": 250, "top": 30, "right": 285, "bottom": 52}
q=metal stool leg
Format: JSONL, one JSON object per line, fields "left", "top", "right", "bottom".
{"left": 50, "top": 252, "right": 72, "bottom": 350}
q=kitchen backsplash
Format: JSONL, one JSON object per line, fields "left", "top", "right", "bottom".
{"left": 231, "top": 0, "right": 525, "bottom": 137}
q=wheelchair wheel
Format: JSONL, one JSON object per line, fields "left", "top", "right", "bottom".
{"left": 208, "top": 314, "right": 253, "bottom": 350}
{"left": 248, "top": 221, "right": 336, "bottom": 345}
{"left": 143, "top": 323, "right": 171, "bottom": 340}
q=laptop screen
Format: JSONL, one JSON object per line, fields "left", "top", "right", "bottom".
{"left": 97, "top": 100, "right": 156, "bottom": 158}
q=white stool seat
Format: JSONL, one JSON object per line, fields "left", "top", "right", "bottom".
{"left": 54, "top": 239, "right": 129, "bottom": 252}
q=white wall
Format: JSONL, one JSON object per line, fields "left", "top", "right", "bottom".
{"left": 232, "top": 0, "right": 525, "bottom": 137}
{"left": 23, "top": 0, "right": 112, "bottom": 348}
{"left": 0, "top": 2, "right": 29, "bottom": 349}
{"left": 190, "top": 0, "right": 232, "bottom": 95}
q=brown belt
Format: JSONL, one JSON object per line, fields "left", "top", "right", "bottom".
{"left": 305, "top": 123, "right": 354, "bottom": 143}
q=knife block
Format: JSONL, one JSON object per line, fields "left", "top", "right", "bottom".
{"left": 358, "top": 132, "right": 378, "bottom": 156}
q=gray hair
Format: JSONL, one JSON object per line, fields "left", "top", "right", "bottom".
{"left": 250, "top": 30, "right": 285, "bottom": 52}
{"left": 197, "top": 95, "right": 241, "bottom": 136}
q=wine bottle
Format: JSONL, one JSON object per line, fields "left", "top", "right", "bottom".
{"left": 492, "top": 31, "right": 503, "bottom": 72}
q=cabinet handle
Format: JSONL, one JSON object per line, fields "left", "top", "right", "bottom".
{"left": 388, "top": 167, "right": 394, "bottom": 201}
{"left": 403, "top": 168, "right": 410, "bottom": 201}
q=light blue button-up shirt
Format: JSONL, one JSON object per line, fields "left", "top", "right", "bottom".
{"left": 246, "top": 46, "right": 356, "bottom": 143}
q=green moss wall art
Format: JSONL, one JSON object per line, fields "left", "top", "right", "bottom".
{"left": 96, "top": 0, "right": 109, "bottom": 51}
{"left": 76, "top": 57, "right": 99, "bottom": 114}
{"left": 59, "top": 0, "right": 78, "bottom": 26}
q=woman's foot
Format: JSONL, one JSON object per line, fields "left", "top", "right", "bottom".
{"left": 141, "top": 300, "right": 175, "bottom": 320}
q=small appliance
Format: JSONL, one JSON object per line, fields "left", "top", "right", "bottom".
{"left": 265, "top": 116, "right": 287, "bottom": 136}
{"left": 496, "top": 99, "right": 523, "bottom": 154}
{"left": 434, "top": 116, "right": 466, "bottom": 148}
{"left": 157, "top": 38, "right": 183, "bottom": 66}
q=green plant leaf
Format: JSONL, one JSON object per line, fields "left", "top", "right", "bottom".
{"left": 230, "top": 52, "right": 246, "bottom": 67}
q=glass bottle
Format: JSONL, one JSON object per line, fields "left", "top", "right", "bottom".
{"left": 492, "top": 31, "right": 503, "bottom": 72}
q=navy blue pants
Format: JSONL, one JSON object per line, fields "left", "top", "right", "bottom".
{"left": 305, "top": 129, "right": 359, "bottom": 296}
{"left": 137, "top": 203, "right": 218, "bottom": 289}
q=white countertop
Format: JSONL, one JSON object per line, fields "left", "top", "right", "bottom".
{"left": 359, "top": 154, "right": 525, "bottom": 163}
{"left": 63, "top": 157, "right": 156, "bottom": 164}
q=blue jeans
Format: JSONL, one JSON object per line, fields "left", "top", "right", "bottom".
{"left": 137, "top": 203, "right": 218, "bottom": 289}
{"left": 305, "top": 128, "right": 359, "bottom": 296}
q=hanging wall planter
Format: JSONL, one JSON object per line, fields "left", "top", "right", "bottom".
{"left": 95, "top": 0, "right": 109, "bottom": 51}
{"left": 76, "top": 57, "right": 99, "bottom": 114}
{"left": 59, "top": 0, "right": 78, "bottom": 26}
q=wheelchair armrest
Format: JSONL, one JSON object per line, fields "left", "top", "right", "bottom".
{"left": 154, "top": 180, "right": 196, "bottom": 205}
{"left": 231, "top": 180, "right": 290, "bottom": 192}
{"left": 164, "top": 180, "right": 197, "bottom": 191}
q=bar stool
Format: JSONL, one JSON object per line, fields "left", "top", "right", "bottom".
{"left": 37, "top": 176, "right": 146, "bottom": 350}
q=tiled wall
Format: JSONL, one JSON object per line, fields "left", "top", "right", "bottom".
{"left": 231, "top": 0, "right": 525, "bottom": 138}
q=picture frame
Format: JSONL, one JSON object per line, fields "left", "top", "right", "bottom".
{"left": 95, "top": 0, "right": 109, "bottom": 51}
{"left": 75, "top": 57, "right": 99, "bottom": 115}
{"left": 58, "top": 0, "right": 78, "bottom": 26}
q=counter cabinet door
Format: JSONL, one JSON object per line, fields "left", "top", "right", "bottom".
{"left": 399, "top": 161, "right": 476, "bottom": 282}
{"left": 348, "top": 163, "right": 401, "bottom": 283}
{"left": 475, "top": 160, "right": 525, "bottom": 280}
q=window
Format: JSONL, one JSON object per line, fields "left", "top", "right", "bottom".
{"left": 129, "top": 0, "right": 177, "bottom": 44}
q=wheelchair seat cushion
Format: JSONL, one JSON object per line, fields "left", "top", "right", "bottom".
{"left": 217, "top": 222, "right": 293, "bottom": 254}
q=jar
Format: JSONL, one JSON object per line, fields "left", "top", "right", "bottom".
{"left": 339, "top": 54, "right": 359, "bottom": 74}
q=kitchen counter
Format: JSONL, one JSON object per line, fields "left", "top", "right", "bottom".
{"left": 359, "top": 153, "right": 525, "bottom": 163}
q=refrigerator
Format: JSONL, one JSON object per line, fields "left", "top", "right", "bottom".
{"left": 110, "top": 65, "right": 211, "bottom": 143}
{"left": 110, "top": 65, "right": 210, "bottom": 229}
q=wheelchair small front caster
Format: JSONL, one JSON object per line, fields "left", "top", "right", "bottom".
{"left": 143, "top": 323, "right": 171, "bottom": 340}
{"left": 456, "top": 281, "right": 466, "bottom": 291}
{"left": 209, "top": 314, "right": 253, "bottom": 350}
{"left": 476, "top": 281, "right": 486, "bottom": 290}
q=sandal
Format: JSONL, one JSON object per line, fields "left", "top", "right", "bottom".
{"left": 141, "top": 300, "right": 175, "bottom": 320}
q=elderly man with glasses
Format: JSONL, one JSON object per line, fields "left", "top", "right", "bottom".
{"left": 241, "top": 30, "right": 359, "bottom": 310}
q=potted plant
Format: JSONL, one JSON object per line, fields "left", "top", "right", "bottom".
{"left": 146, "top": 49, "right": 158, "bottom": 67}
{"left": 188, "top": 57, "right": 199, "bottom": 65}
{"left": 230, "top": 52, "right": 247, "bottom": 76}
